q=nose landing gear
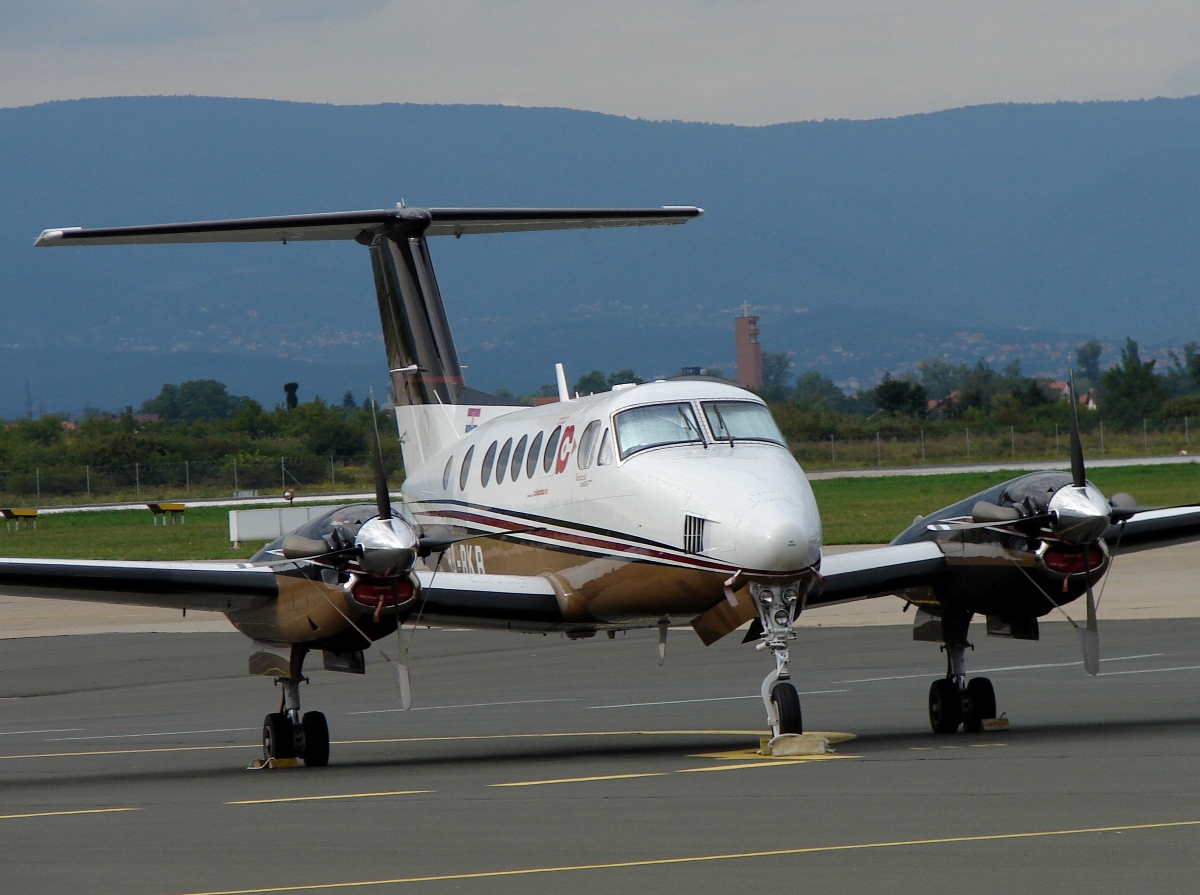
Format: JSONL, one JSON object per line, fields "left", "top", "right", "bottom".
{"left": 928, "top": 627, "right": 997, "bottom": 734}
{"left": 260, "top": 646, "right": 330, "bottom": 766}
{"left": 751, "top": 581, "right": 805, "bottom": 736}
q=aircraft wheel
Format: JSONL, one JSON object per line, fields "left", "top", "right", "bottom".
{"left": 771, "top": 682, "right": 803, "bottom": 735}
{"left": 928, "top": 679, "right": 962, "bottom": 734}
{"left": 963, "top": 677, "right": 997, "bottom": 733}
{"left": 263, "top": 712, "right": 296, "bottom": 760}
{"left": 301, "top": 711, "right": 330, "bottom": 767}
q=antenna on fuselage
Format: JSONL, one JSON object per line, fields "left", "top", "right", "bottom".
{"left": 555, "top": 363, "right": 571, "bottom": 403}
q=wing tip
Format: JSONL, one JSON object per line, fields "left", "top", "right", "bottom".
{"left": 33, "top": 227, "right": 81, "bottom": 247}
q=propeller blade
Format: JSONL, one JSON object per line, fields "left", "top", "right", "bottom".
{"left": 379, "top": 650, "right": 413, "bottom": 710}
{"left": 1077, "top": 574, "right": 1100, "bottom": 676}
{"left": 369, "top": 392, "right": 392, "bottom": 521}
{"left": 926, "top": 513, "right": 1054, "bottom": 534}
{"left": 1067, "top": 371, "right": 1086, "bottom": 489}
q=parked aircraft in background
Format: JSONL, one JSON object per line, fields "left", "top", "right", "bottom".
{"left": 6, "top": 206, "right": 1200, "bottom": 767}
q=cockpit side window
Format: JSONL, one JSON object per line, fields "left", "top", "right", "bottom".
{"left": 459, "top": 445, "right": 475, "bottom": 490}
{"left": 596, "top": 428, "right": 613, "bottom": 466}
{"left": 577, "top": 420, "right": 601, "bottom": 469}
{"left": 701, "top": 401, "right": 785, "bottom": 446}
{"left": 442, "top": 456, "right": 454, "bottom": 490}
{"left": 614, "top": 402, "right": 705, "bottom": 459}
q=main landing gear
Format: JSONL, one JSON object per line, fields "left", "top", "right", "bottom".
{"left": 928, "top": 624, "right": 997, "bottom": 735}
{"left": 261, "top": 646, "right": 329, "bottom": 766}
{"left": 751, "top": 581, "right": 805, "bottom": 736}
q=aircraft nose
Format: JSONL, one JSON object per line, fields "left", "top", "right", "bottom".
{"left": 734, "top": 501, "right": 821, "bottom": 573}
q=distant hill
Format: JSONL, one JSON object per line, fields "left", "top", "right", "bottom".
{"left": 2, "top": 95, "right": 1199, "bottom": 416}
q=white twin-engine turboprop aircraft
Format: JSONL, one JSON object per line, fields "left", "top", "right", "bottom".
{"left": 15, "top": 205, "right": 1200, "bottom": 767}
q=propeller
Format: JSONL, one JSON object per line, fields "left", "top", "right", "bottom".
{"left": 1060, "top": 372, "right": 1104, "bottom": 675}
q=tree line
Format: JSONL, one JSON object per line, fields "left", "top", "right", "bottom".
{"left": 0, "top": 380, "right": 398, "bottom": 475}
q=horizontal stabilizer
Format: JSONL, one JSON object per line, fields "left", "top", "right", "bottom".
{"left": 35, "top": 206, "right": 703, "bottom": 247}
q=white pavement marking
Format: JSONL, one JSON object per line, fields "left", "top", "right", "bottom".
{"left": 46, "top": 726, "right": 256, "bottom": 742}
{"left": 835, "top": 653, "right": 1165, "bottom": 683}
{"left": 1098, "top": 664, "right": 1200, "bottom": 677}
{"left": 348, "top": 698, "right": 575, "bottom": 715}
{"left": 590, "top": 691, "right": 847, "bottom": 709}
{"left": 0, "top": 728, "right": 84, "bottom": 736}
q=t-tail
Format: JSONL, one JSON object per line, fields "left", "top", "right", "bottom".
{"left": 36, "top": 204, "right": 703, "bottom": 470}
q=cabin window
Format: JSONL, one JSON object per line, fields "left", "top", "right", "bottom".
{"left": 526, "top": 432, "right": 544, "bottom": 478}
{"left": 614, "top": 402, "right": 704, "bottom": 459}
{"left": 496, "top": 438, "right": 513, "bottom": 484}
{"left": 701, "top": 401, "right": 785, "bottom": 445}
{"left": 577, "top": 420, "right": 601, "bottom": 469}
{"left": 511, "top": 434, "right": 528, "bottom": 482}
{"left": 481, "top": 441, "right": 498, "bottom": 487}
{"left": 596, "top": 429, "right": 613, "bottom": 466}
{"left": 459, "top": 445, "right": 474, "bottom": 491}
{"left": 543, "top": 426, "right": 562, "bottom": 473}
{"left": 442, "top": 456, "right": 454, "bottom": 490}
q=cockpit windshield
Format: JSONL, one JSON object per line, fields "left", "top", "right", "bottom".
{"left": 614, "top": 402, "right": 705, "bottom": 459}
{"left": 701, "top": 401, "right": 785, "bottom": 445}
{"left": 249, "top": 503, "right": 378, "bottom": 561}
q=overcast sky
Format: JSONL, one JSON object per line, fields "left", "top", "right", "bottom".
{"left": 3, "top": 1, "right": 1200, "bottom": 125}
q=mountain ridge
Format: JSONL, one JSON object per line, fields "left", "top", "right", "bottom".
{"left": 1, "top": 95, "right": 1198, "bottom": 415}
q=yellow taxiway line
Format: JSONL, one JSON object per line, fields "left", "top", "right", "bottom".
{"left": 228, "top": 790, "right": 432, "bottom": 805}
{"left": 0, "top": 730, "right": 765, "bottom": 762}
{"left": 170, "top": 818, "right": 1200, "bottom": 895}
{"left": 0, "top": 807, "right": 138, "bottom": 820}
{"left": 490, "top": 772, "right": 668, "bottom": 787}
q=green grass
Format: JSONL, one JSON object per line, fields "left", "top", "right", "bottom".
{"left": 814, "top": 464, "right": 1200, "bottom": 544}
{"left": 0, "top": 505, "right": 271, "bottom": 561}
{"left": 0, "top": 465, "right": 1196, "bottom": 558}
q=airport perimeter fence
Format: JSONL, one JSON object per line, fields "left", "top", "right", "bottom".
{"left": 0, "top": 455, "right": 402, "bottom": 505}
{"left": 790, "top": 416, "right": 1199, "bottom": 471}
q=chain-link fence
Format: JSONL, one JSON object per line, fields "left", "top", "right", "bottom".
{"left": 790, "top": 417, "right": 1197, "bottom": 471}
{"left": 0, "top": 455, "right": 403, "bottom": 504}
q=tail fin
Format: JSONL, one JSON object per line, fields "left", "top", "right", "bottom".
{"left": 35, "top": 204, "right": 703, "bottom": 457}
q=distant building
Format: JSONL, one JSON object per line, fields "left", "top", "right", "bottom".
{"left": 734, "top": 304, "right": 762, "bottom": 390}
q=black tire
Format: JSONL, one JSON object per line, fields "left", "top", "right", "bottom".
{"left": 263, "top": 712, "right": 295, "bottom": 760}
{"left": 301, "top": 711, "right": 330, "bottom": 767}
{"left": 771, "top": 682, "right": 803, "bottom": 735}
{"left": 963, "top": 677, "right": 997, "bottom": 733}
{"left": 928, "top": 679, "right": 963, "bottom": 734}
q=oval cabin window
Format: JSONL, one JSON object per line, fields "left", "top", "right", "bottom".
{"left": 496, "top": 438, "right": 513, "bottom": 484}
{"left": 526, "top": 432, "right": 544, "bottom": 478}
{"left": 481, "top": 441, "right": 498, "bottom": 487}
{"left": 543, "top": 426, "right": 562, "bottom": 473}
{"left": 459, "top": 445, "right": 474, "bottom": 491}
{"left": 511, "top": 435, "right": 528, "bottom": 482}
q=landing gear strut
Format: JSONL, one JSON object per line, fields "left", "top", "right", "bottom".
{"left": 927, "top": 613, "right": 996, "bottom": 734}
{"left": 262, "top": 646, "right": 330, "bottom": 766}
{"left": 751, "top": 580, "right": 805, "bottom": 736}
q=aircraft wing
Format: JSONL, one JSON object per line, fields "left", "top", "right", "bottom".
{"left": 0, "top": 558, "right": 277, "bottom": 613}
{"left": 814, "top": 542, "right": 947, "bottom": 606}
{"left": 412, "top": 570, "right": 563, "bottom": 627}
{"left": 33, "top": 207, "right": 702, "bottom": 246}
{"left": 1104, "top": 505, "right": 1200, "bottom": 554}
